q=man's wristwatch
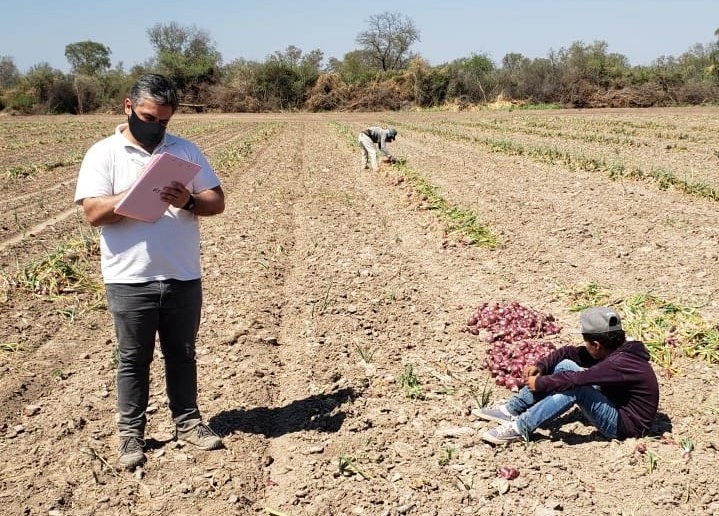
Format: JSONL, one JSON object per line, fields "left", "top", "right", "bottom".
{"left": 182, "top": 194, "right": 196, "bottom": 211}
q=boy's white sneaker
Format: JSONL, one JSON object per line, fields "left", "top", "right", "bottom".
{"left": 474, "top": 405, "right": 515, "bottom": 424}
{"left": 481, "top": 422, "right": 523, "bottom": 445}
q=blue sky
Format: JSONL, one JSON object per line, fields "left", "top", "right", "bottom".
{"left": 2, "top": 0, "right": 718, "bottom": 73}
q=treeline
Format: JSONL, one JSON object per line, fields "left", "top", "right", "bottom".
{"left": 2, "top": 15, "right": 719, "bottom": 114}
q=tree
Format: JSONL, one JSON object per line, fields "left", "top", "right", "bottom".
{"left": 0, "top": 55, "right": 20, "bottom": 89}
{"left": 553, "top": 41, "right": 630, "bottom": 105}
{"left": 408, "top": 57, "right": 450, "bottom": 107}
{"left": 356, "top": 12, "right": 420, "bottom": 72}
{"left": 498, "top": 52, "right": 530, "bottom": 99}
{"left": 648, "top": 55, "right": 685, "bottom": 94}
{"left": 273, "top": 45, "right": 323, "bottom": 88}
{"left": 73, "top": 75, "right": 102, "bottom": 114}
{"left": 25, "top": 63, "right": 62, "bottom": 103}
{"left": 22, "top": 63, "right": 75, "bottom": 113}
{"left": 675, "top": 43, "right": 713, "bottom": 82}
{"left": 448, "top": 53, "right": 496, "bottom": 103}
{"left": 519, "top": 56, "right": 562, "bottom": 103}
{"left": 328, "top": 49, "right": 376, "bottom": 85}
{"left": 147, "top": 21, "right": 222, "bottom": 94}
{"left": 709, "top": 28, "right": 719, "bottom": 82}
{"left": 65, "top": 41, "right": 111, "bottom": 76}
{"left": 251, "top": 46, "right": 324, "bottom": 110}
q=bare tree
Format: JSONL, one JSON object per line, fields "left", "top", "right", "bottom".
{"left": 356, "top": 12, "right": 420, "bottom": 72}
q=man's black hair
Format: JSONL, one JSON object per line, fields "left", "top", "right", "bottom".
{"left": 129, "top": 73, "right": 179, "bottom": 112}
{"left": 583, "top": 329, "right": 626, "bottom": 350}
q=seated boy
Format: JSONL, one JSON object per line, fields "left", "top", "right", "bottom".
{"left": 479, "top": 307, "right": 659, "bottom": 444}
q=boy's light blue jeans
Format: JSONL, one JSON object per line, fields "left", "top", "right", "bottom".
{"left": 105, "top": 279, "right": 203, "bottom": 437}
{"left": 505, "top": 359, "right": 619, "bottom": 439}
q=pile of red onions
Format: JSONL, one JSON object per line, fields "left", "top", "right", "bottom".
{"left": 464, "top": 302, "right": 561, "bottom": 391}
{"left": 465, "top": 301, "right": 561, "bottom": 341}
{"left": 480, "top": 339, "right": 558, "bottom": 390}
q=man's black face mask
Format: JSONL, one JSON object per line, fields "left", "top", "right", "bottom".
{"left": 128, "top": 109, "right": 166, "bottom": 148}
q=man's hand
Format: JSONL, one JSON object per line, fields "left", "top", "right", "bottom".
{"left": 161, "top": 181, "right": 192, "bottom": 208}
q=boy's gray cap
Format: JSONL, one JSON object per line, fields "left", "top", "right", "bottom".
{"left": 571, "top": 307, "right": 622, "bottom": 334}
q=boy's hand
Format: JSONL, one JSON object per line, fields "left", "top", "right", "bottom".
{"left": 526, "top": 373, "right": 540, "bottom": 391}
{"left": 523, "top": 365, "right": 540, "bottom": 381}
{"left": 524, "top": 365, "right": 541, "bottom": 391}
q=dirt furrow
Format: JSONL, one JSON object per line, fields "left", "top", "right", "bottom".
{"left": 392, "top": 125, "right": 719, "bottom": 319}
{"left": 0, "top": 182, "right": 79, "bottom": 248}
{"left": 253, "top": 120, "right": 500, "bottom": 514}
{"left": 434, "top": 117, "right": 719, "bottom": 190}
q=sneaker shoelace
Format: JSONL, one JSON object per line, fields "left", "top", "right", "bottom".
{"left": 495, "top": 423, "right": 518, "bottom": 438}
{"left": 196, "top": 424, "right": 216, "bottom": 438}
{"left": 120, "top": 437, "right": 145, "bottom": 454}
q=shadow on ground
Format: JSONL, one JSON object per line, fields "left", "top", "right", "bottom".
{"left": 209, "top": 387, "right": 359, "bottom": 438}
{"left": 543, "top": 410, "right": 672, "bottom": 445}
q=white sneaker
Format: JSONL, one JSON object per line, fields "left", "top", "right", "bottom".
{"left": 481, "top": 422, "right": 523, "bottom": 445}
{"left": 475, "top": 405, "right": 515, "bottom": 424}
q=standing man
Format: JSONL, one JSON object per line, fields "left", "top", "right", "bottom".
{"left": 74, "top": 73, "right": 225, "bottom": 469}
{"left": 358, "top": 126, "right": 397, "bottom": 172}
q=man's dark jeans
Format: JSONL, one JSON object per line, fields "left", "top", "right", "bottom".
{"left": 105, "top": 279, "right": 203, "bottom": 437}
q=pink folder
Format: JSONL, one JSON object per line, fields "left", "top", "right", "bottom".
{"left": 114, "top": 152, "right": 201, "bottom": 223}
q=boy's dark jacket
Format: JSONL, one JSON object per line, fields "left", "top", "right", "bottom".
{"left": 534, "top": 340, "right": 659, "bottom": 439}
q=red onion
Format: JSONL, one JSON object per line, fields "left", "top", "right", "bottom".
{"left": 497, "top": 465, "right": 520, "bottom": 480}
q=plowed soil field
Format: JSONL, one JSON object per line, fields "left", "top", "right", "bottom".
{"left": 1, "top": 108, "right": 719, "bottom": 516}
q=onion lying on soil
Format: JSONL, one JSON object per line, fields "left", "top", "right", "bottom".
{"left": 497, "top": 465, "right": 520, "bottom": 480}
